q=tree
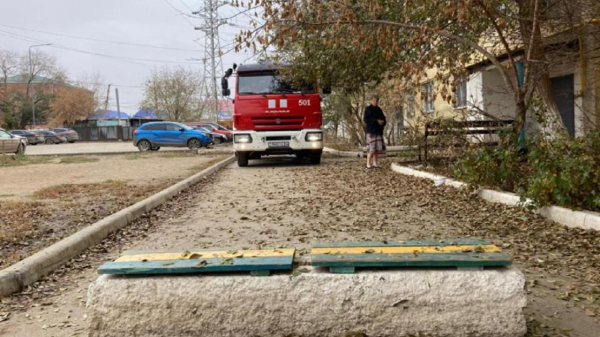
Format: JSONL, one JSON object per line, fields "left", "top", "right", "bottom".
{"left": 140, "top": 67, "right": 209, "bottom": 122}
{"left": 236, "top": 0, "right": 600, "bottom": 138}
{"left": 48, "top": 87, "right": 95, "bottom": 126}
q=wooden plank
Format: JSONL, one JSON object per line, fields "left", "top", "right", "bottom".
{"left": 98, "top": 256, "right": 293, "bottom": 275}
{"left": 311, "top": 252, "right": 512, "bottom": 269}
{"left": 115, "top": 248, "right": 294, "bottom": 262}
{"left": 312, "top": 239, "right": 491, "bottom": 248}
{"left": 311, "top": 245, "right": 500, "bottom": 255}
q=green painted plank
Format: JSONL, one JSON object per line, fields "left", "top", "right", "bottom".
{"left": 98, "top": 256, "right": 293, "bottom": 275}
{"left": 312, "top": 239, "right": 491, "bottom": 248}
{"left": 312, "top": 252, "right": 512, "bottom": 268}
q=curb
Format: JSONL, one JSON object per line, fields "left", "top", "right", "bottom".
{"left": 324, "top": 146, "right": 418, "bottom": 158}
{"left": 390, "top": 163, "right": 600, "bottom": 232}
{"left": 0, "top": 156, "right": 235, "bottom": 298}
{"left": 323, "top": 147, "right": 363, "bottom": 158}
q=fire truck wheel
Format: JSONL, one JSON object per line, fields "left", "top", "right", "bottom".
{"left": 237, "top": 152, "right": 249, "bottom": 167}
{"left": 309, "top": 153, "right": 321, "bottom": 165}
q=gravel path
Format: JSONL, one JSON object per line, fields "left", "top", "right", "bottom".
{"left": 0, "top": 156, "right": 598, "bottom": 337}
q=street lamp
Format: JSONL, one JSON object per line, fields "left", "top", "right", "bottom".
{"left": 29, "top": 43, "right": 52, "bottom": 129}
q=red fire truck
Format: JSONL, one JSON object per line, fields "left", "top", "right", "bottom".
{"left": 222, "top": 62, "right": 328, "bottom": 167}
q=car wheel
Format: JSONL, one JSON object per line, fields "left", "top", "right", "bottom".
{"left": 15, "top": 144, "right": 25, "bottom": 155}
{"left": 214, "top": 137, "right": 222, "bottom": 145}
{"left": 150, "top": 147, "right": 160, "bottom": 151}
{"left": 69, "top": 141, "right": 75, "bottom": 143}
{"left": 237, "top": 152, "right": 249, "bottom": 167}
{"left": 309, "top": 153, "right": 322, "bottom": 165}
{"left": 188, "top": 138, "right": 201, "bottom": 151}
{"left": 45, "top": 138, "right": 53, "bottom": 145}
{"left": 137, "top": 140, "right": 152, "bottom": 152}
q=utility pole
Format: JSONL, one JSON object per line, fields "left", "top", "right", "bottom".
{"left": 103, "top": 84, "right": 111, "bottom": 116}
{"left": 193, "top": 0, "right": 225, "bottom": 121}
{"left": 115, "top": 87, "right": 122, "bottom": 141}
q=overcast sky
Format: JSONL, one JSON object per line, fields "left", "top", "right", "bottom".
{"left": 0, "top": 0, "right": 258, "bottom": 114}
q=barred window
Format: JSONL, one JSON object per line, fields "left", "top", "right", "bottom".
{"left": 421, "top": 81, "right": 434, "bottom": 114}
{"left": 405, "top": 88, "right": 415, "bottom": 116}
{"left": 454, "top": 79, "right": 467, "bottom": 108}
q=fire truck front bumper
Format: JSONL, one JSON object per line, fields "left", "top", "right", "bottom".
{"left": 232, "top": 129, "right": 323, "bottom": 154}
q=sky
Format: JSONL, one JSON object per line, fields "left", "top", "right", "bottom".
{"left": 0, "top": 0, "right": 258, "bottom": 114}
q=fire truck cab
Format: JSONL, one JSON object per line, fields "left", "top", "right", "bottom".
{"left": 222, "top": 62, "right": 325, "bottom": 167}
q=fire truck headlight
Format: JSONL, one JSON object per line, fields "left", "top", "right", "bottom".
{"left": 234, "top": 134, "right": 252, "bottom": 143}
{"left": 305, "top": 132, "right": 323, "bottom": 142}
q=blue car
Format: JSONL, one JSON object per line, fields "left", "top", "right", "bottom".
{"left": 133, "top": 122, "right": 211, "bottom": 152}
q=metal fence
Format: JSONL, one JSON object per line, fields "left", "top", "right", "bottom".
{"left": 71, "top": 126, "right": 136, "bottom": 141}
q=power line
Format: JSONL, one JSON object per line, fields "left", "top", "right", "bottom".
{"left": 0, "top": 30, "right": 206, "bottom": 67}
{"left": 0, "top": 23, "right": 203, "bottom": 52}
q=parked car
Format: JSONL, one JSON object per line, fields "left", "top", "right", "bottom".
{"left": 194, "top": 127, "right": 228, "bottom": 144}
{"left": 9, "top": 130, "right": 45, "bottom": 145}
{"left": 0, "top": 128, "right": 26, "bottom": 154}
{"left": 197, "top": 123, "right": 232, "bottom": 141}
{"left": 38, "top": 130, "right": 67, "bottom": 144}
{"left": 50, "top": 128, "right": 79, "bottom": 143}
{"left": 133, "top": 122, "right": 212, "bottom": 152}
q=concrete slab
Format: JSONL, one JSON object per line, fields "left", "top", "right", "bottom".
{"left": 87, "top": 266, "right": 527, "bottom": 337}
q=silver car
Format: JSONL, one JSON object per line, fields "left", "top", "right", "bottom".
{"left": 0, "top": 128, "right": 26, "bottom": 154}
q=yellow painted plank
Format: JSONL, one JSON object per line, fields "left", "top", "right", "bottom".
{"left": 115, "top": 248, "right": 295, "bottom": 262}
{"left": 311, "top": 245, "right": 501, "bottom": 255}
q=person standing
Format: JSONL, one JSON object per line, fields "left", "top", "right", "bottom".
{"left": 363, "top": 95, "right": 386, "bottom": 169}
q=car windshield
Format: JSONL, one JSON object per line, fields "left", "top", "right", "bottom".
{"left": 238, "top": 71, "right": 316, "bottom": 95}
{"left": 171, "top": 123, "right": 192, "bottom": 131}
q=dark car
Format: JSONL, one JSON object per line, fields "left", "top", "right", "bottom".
{"left": 38, "top": 130, "right": 67, "bottom": 144}
{"left": 9, "top": 130, "right": 45, "bottom": 145}
{"left": 50, "top": 128, "right": 79, "bottom": 143}
{"left": 196, "top": 123, "right": 232, "bottom": 141}
{"left": 133, "top": 122, "right": 212, "bottom": 152}
{"left": 0, "top": 128, "right": 26, "bottom": 154}
{"left": 194, "top": 127, "right": 228, "bottom": 144}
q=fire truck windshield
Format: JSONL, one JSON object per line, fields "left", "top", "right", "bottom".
{"left": 238, "top": 72, "right": 315, "bottom": 95}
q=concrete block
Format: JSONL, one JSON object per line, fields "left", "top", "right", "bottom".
{"left": 582, "top": 211, "right": 600, "bottom": 231}
{"left": 537, "top": 206, "right": 587, "bottom": 230}
{"left": 87, "top": 266, "right": 527, "bottom": 337}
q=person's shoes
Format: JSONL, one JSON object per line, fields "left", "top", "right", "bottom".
{"left": 372, "top": 165, "right": 382, "bottom": 169}
{"left": 365, "top": 166, "right": 373, "bottom": 170}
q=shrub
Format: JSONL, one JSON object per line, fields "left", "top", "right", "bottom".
{"left": 456, "top": 131, "right": 600, "bottom": 212}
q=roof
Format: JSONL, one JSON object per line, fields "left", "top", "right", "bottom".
{"left": 5, "top": 75, "right": 57, "bottom": 84}
{"left": 237, "top": 61, "right": 279, "bottom": 73}
{"left": 132, "top": 109, "right": 159, "bottom": 119}
{"left": 88, "top": 110, "right": 130, "bottom": 120}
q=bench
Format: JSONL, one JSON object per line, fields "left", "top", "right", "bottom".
{"left": 422, "top": 120, "right": 515, "bottom": 162}
{"left": 87, "top": 242, "right": 526, "bottom": 336}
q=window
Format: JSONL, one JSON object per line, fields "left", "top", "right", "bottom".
{"left": 145, "top": 124, "right": 166, "bottom": 131}
{"left": 405, "top": 89, "right": 415, "bottom": 116}
{"left": 0, "top": 131, "right": 11, "bottom": 138}
{"left": 237, "top": 71, "right": 316, "bottom": 95}
{"left": 421, "top": 81, "right": 435, "bottom": 114}
{"left": 454, "top": 78, "right": 467, "bottom": 109}
{"left": 165, "top": 124, "right": 181, "bottom": 131}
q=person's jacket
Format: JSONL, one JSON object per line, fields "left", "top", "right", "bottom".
{"left": 363, "top": 104, "right": 386, "bottom": 135}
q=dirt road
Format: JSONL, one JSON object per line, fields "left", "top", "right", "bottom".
{"left": 1, "top": 156, "right": 599, "bottom": 336}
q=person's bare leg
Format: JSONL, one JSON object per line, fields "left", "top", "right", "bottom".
{"left": 372, "top": 153, "right": 378, "bottom": 167}
{"left": 366, "top": 153, "right": 372, "bottom": 167}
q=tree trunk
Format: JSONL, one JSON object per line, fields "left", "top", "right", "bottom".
{"left": 516, "top": 0, "right": 568, "bottom": 138}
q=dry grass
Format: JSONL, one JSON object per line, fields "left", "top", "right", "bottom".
{"left": 57, "top": 156, "right": 100, "bottom": 164}
{"left": 0, "top": 201, "right": 51, "bottom": 247}
{"left": 0, "top": 155, "right": 53, "bottom": 167}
